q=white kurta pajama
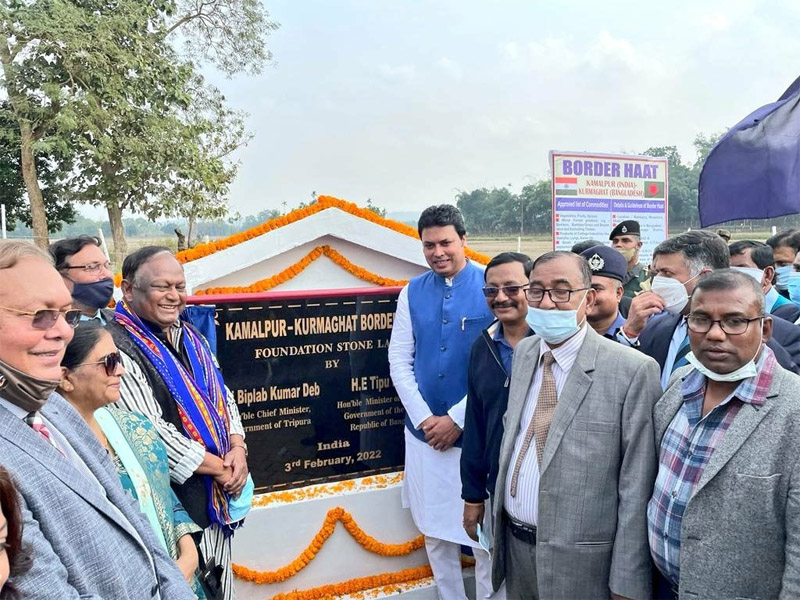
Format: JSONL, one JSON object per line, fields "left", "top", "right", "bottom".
{"left": 390, "top": 282, "right": 495, "bottom": 600}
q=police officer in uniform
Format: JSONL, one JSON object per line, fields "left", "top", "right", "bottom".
{"left": 580, "top": 245, "right": 628, "bottom": 339}
{"left": 610, "top": 220, "right": 648, "bottom": 297}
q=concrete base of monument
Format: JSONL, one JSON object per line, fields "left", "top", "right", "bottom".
{"left": 232, "top": 472, "right": 456, "bottom": 599}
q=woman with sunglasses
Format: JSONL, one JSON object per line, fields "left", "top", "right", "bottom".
{"left": 58, "top": 323, "right": 205, "bottom": 598}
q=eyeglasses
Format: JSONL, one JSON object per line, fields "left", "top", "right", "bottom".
{"left": 61, "top": 261, "right": 112, "bottom": 274}
{"left": 524, "top": 287, "right": 589, "bottom": 304}
{"left": 0, "top": 305, "right": 82, "bottom": 330}
{"left": 74, "top": 352, "right": 122, "bottom": 376}
{"left": 686, "top": 315, "right": 764, "bottom": 335}
{"left": 482, "top": 285, "right": 526, "bottom": 298}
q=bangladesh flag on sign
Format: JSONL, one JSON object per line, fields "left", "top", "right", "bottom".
{"left": 644, "top": 181, "right": 664, "bottom": 198}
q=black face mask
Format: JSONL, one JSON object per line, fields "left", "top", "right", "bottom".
{"left": 0, "top": 357, "right": 60, "bottom": 412}
{"left": 71, "top": 278, "right": 115, "bottom": 310}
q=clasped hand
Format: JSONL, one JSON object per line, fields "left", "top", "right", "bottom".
{"left": 420, "top": 415, "right": 461, "bottom": 451}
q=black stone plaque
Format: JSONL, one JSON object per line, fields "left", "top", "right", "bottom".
{"left": 213, "top": 290, "right": 405, "bottom": 492}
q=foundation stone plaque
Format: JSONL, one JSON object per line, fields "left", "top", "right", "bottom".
{"left": 214, "top": 290, "right": 405, "bottom": 492}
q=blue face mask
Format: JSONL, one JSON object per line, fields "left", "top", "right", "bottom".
{"left": 775, "top": 265, "right": 793, "bottom": 291}
{"left": 788, "top": 273, "right": 800, "bottom": 303}
{"left": 228, "top": 474, "right": 254, "bottom": 523}
{"left": 71, "top": 278, "right": 115, "bottom": 310}
{"left": 525, "top": 291, "right": 587, "bottom": 345}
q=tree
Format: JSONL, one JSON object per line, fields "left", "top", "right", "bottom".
{"left": 0, "top": 1, "right": 99, "bottom": 247}
{"left": 167, "top": 0, "right": 279, "bottom": 76}
{"left": 519, "top": 180, "right": 552, "bottom": 234}
{"left": 1, "top": 0, "right": 277, "bottom": 255}
{"left": 0, "top": 107, "right": 75, "bottom": 233}
{"left": 365, "top": 199, "right": 386, "bottom": 217}
{"left": 693, "top": 131, "right": 725, "bottom": 168}
{"left": 642, "top": 146, "right": 699, "bottom": 230}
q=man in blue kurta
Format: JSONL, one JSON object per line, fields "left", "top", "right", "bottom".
{"left": 389, "top": 205, "right": 494, "bottom": 600}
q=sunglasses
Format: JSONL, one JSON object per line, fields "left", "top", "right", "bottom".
{"left": 481, "top": 285, "right": 526, "bottom": 298}
{"left": 0, "top": 305, "right": 82, "bottom": 330}
{"left": 75, "top": 352, "right": 123, "bottom": 377}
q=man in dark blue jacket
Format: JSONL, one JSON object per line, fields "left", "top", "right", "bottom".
{"left": 461, "top": 252, "right": 533, "bottom": 548}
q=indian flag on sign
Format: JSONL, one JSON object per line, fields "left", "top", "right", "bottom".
{"left": 555, "top": 176, "right": 578, "bottom": 196}
{"left": 644, "top": 180, "right": 665, "bottom": 198}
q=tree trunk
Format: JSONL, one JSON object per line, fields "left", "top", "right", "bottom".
{"left": 19, "top": 122, "right": 49, "bottom": 249}
{"left": 187, "top": 213, "right": 196, "bottom": 248}
{"left": 106, "top": 198, "right": 127, "bottom": 268}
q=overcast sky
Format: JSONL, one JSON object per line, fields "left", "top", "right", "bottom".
{"left": 93, "top": 0, "right": 800, "bottom": 219}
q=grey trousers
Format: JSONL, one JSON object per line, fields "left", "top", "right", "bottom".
{"left": 504, "top": 522, "right": 539, "bottom": 600}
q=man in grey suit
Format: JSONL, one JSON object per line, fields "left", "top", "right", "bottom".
{"left": 649, "top": 269, "right": 800, "bottom": 599}
{"left": 0, "top": 240, "right": 193, "bottom": 599}
{"left": 492, "top": 251, "right": 661, "bottom": 599}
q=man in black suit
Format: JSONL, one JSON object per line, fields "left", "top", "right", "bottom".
{"left": 729, "top": 240, "right": 800, "bottom": 324}
{"left": 618, "top": 231, "right": 800, "bottom": 388}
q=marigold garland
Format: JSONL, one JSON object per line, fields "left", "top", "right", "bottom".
{"left": 232, "top": 507, "right": 424, "bottom": 585}
{"left": 252, "top": 474, "right": 404, "bottom": 509}
{"left": 194, "top": 245, "right": 408, "bottom": 295}
{"left": 268, "top": 565, "right": 434, "bottom": 600}
{"left": 175, "top": 195, "right": 490, "bottom": 266}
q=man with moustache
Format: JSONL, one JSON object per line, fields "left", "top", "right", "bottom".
{"left": 491, "top": 251, "right": 660, "bottom": 599}
{"left": 649, "top": 270, "right": 800, "bottom": 598}
{"left": 49, "top": 235, "right": 116, "bottom": 323}
{"left": 389, "top": 205, "right": 494, "bottom": 599}
{"left": 579, "top": 245, "right": 628, "bottom": 339}
{"left": 461, "top": 252, "right": 533, "bottom": 586}
{"left": 0, "top": 240, "right": 193, "bottom": 599}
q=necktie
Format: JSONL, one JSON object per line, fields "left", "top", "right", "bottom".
{"left": 510, "top": 351, "right": 557, "bottom": 497}
{"left": 25, "top": 411, "right": 64, "bottom": 456}
{"left": 671, "top": 331, "right": 691, "bottom": 373}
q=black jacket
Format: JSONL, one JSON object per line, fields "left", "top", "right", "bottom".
{"left": 461, "top": 321, "right": 522, "bottom": 503}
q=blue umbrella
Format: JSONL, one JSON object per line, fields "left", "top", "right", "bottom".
{"left": 698, "top": 76, "right": 800, "bottom": 227}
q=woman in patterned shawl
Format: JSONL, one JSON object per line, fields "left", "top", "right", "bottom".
{"left": 58, "top": 322, "right": 205, "bottom": 598}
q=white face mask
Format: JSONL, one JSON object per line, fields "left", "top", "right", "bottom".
{"left": 650, "top": 273, "right": 701, "bottom": 315}
{"left": 730, "top": 266, "right": 765, "bottom": 287}
{"left": 685, "top": 344, "right": 761, "bottom": 382}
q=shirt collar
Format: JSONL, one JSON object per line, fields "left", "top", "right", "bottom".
{"left": 603, "top": 312, "right": 626, "bottom": 337}
{"left": 539, "top": 323, "right": 588, "bottom": 372}
{"left": 765, "top": 286, "right": 779, "bottom": 313}
{"left": 0, "top": 396, "right": 31, "bottom": 419}
{"left": 492, "top": 322, "right": 534, "bottom": 345}
{"left": 80, "top": 309, "right": 106, "bottom": 325}
{"left": 680, "top": 344, "right": 776, "bottom": 407}
{"left": 442, "top": 259, "right": 471, "bottom": 287}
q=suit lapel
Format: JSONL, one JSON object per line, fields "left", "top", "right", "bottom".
{"left": 654, "top": 378, "right": 687, "bottom": 444}
{"left": 691, "top": 375, "right": 779, "bottom": 499}
{"left": 504, "top": 339, "right": 540, "bottom": 441}
{"left": 0, "top": 403, "right": 117, "bottom": 521}
{"left": 38, "top": 396, "right": 146, "bottom": 542}
{"left": 642, "top": 313, "right": 680, "bottom": 372}
{"left": 539, "top": 328, "right": 597, "bottom": 475}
